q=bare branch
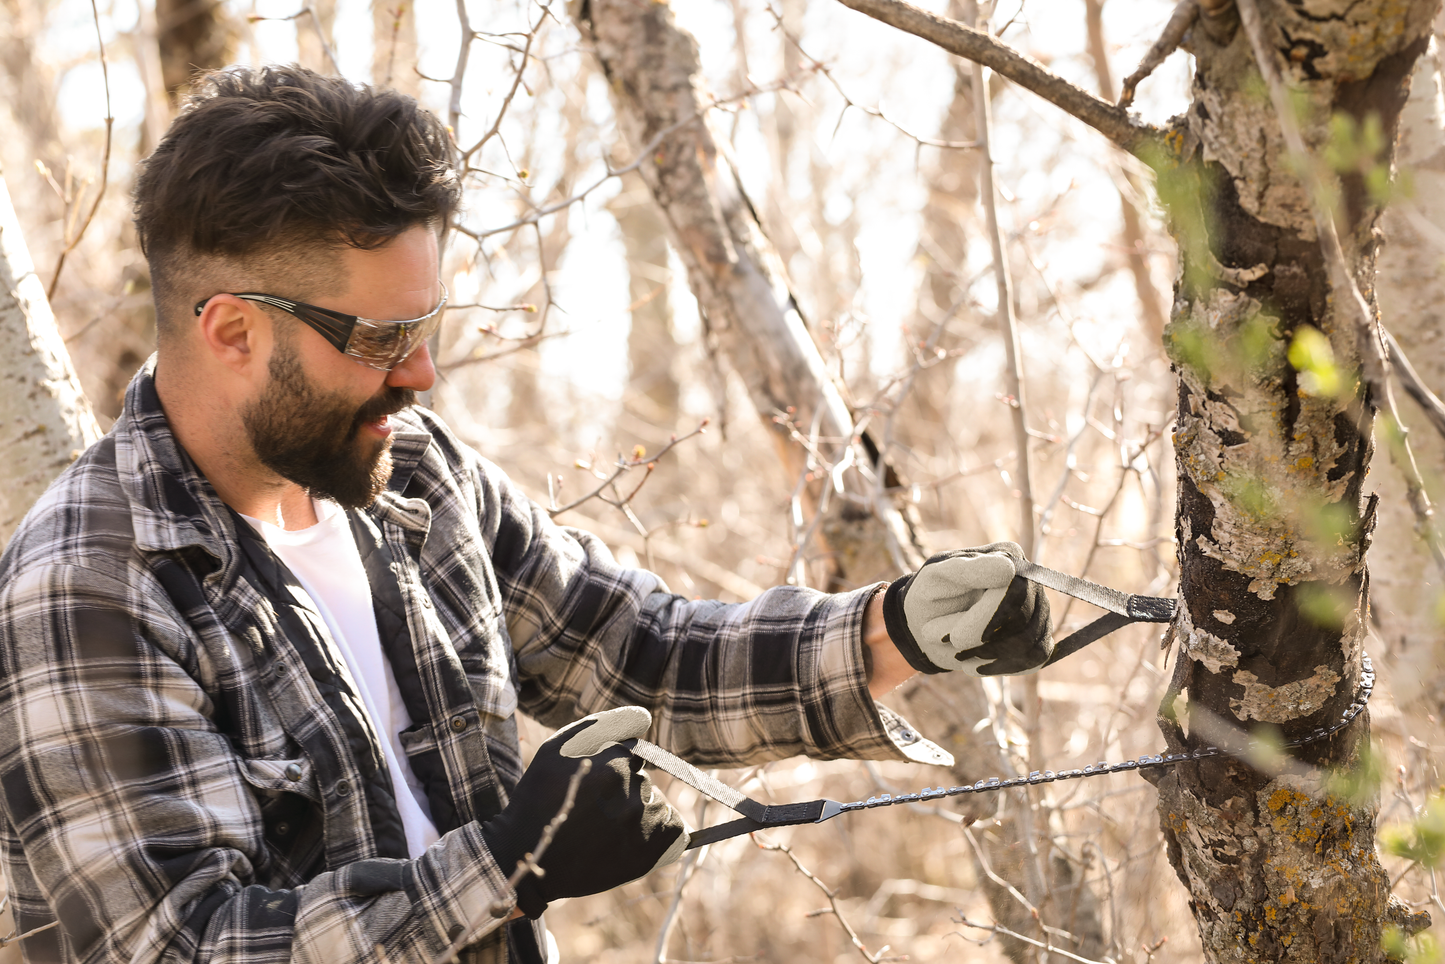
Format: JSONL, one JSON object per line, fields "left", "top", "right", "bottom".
{"left": 459, "top": 2, "right": 551, "bottom": 164}
{"left": 0, "top": 918, "right": 60, "bottom": 947}
{"left": 248, "top": 8, "right": 340, "bottom": 74}
{"left": 47, "top": 0, "right": 113, "bottom": 300}
{"left": 1117, "top": 0, "right": 1198, "bottom": 110}
{"left": 432, "top": 759, "right": 592, "bottom": 964}
{"left": 767, "top": 4, "right": 980, "bottom": 151}
{"left": 1384, "top": 326, "right": 1445, "bottom": 443}
{"left": 970, "top": 14, "right": 1035, "bottom": 556}
{"left": 952, "top": 915, "right": 1115, "bottom": 964}
{"left": 548, "top": 421, "right": 710, "bottom": 519}
{"left": 454, "top": 83, "right": 788, "bottom": 241}
{"left": 753, "top": 835, "right": 900, "bottom": 963}
{"left": 830, "top": 0, "right": 1158, "bottom": 154}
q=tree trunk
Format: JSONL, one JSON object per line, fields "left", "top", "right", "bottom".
{"left": 1151, "top": 0, "right": 1437, "bottom": 959}
{"left": 1371, "top": 16, "right": 1445, "bottom": 715}
{"left": 609, "top": 172, "right": 680, "bottom": 424}
{"left": 155, "top": 0, "right": 236, "bottom": 101}
{"left": 573, "top": 0, "right": 923, "bottom": 590}
{"left": 0, "top": 167, "right": 101, "bottom": 547}
{"left": 296, "top": 0, "right": 338, "bottom": 75}
{"left": 372, "top": 0, "right": 419, "bottom": 96}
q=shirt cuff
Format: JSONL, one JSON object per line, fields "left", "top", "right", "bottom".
{"left": 405, "top": 821, "right": 516, "bottom": 951}
{"left": 815, "top": 584, "right": 955, "bottom": 768}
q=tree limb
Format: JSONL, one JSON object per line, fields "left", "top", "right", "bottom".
{"left": 1117, "top": 0, "right": 1197, "bottom": 110}
{"left": 831, "top": 0, "right": 1159, "bottom": 154}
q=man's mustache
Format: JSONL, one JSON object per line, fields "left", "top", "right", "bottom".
{"left": 354, "top": 388, "right": 417, "bottom": 426}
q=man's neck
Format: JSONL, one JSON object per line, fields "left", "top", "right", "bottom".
{"left": 155, "top": 358, "right": 319, "bottom": 531}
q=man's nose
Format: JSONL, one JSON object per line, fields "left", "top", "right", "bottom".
{"left": 387, "top": 340, "right": 436, "bottom": 392}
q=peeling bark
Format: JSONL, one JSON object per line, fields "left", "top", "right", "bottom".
{"left": 574, "top": 0, "right": 923, "bottom": 588}
{"left": 1152, "top": 0, "right": 1438, "bottom": 959}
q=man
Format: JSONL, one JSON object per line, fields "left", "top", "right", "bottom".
{"left": 0, "top": 66, "right": 1051, "bottom": 964}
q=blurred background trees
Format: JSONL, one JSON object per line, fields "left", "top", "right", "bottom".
{"left": 2, "top": 0, "right": 1443, "bottom": 959}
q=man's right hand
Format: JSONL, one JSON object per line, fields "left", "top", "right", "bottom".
{"left": 479, "top": 706, "right": 687, "bottom": 918}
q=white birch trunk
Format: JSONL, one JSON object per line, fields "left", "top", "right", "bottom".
{"left": 0, "top": 166, "right": 101, "bottom": 547}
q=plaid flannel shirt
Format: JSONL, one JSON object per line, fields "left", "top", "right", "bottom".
{"left": 0, "top": 360, "right": 948, "bottom": 964}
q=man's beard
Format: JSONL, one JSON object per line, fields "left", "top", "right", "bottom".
{"left": 242, "top": 338, "right": 416, "bottom": 510}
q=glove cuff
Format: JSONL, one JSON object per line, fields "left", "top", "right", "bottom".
{"left": 479, "top": 820, "right": 550, "bottom": 919}
{"left": 882, "top": 577, "right": 948, "bottom": 675}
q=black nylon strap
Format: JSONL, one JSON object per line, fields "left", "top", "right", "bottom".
{"left": 1018, "top": 563, "right": 1177, "bottom": 667}
{"left": 1042, "top": 611, "right": 1134, "bottom": 667}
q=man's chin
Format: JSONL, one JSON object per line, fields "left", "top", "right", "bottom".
{"left": 295, "top": 441, "right": 394, "bottom": 511}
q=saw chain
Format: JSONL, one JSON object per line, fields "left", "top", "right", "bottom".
{"left": 622, "top": 559, "right": 1378, "bottom": 849}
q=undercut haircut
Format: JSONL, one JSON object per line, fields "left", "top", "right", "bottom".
{"left": 134, "top": 65, "right": 460, "bottom": 343}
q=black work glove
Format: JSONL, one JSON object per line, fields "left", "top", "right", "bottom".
{"left": 882, "top": 542, "right": 1052, "bottom": 676}
{"left": 480, "top": 706, "right": 688, "bottom": 918}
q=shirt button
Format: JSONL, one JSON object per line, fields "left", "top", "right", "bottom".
{"left": 450, "top": 716, "right": 468, "bottom": 733}
{"left": 335, "top": 780, "right": 352, "bottom": 797}
{"left": 284, "top": 764, "right": 303, "bottom": 781}
{"left": 419, "top": 594, "right": 433, "bottom": 609}
{"left": 275, "top": 822, "right": 291, "bottom": 836}
{"left": 447, "top": 923, "right": 466, "bottom": 942}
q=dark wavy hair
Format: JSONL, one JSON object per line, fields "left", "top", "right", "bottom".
{"left": 134, "top": 65, "right": 460, "bottom": 340}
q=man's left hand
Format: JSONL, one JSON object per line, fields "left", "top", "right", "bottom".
{"left": 881, "top": 542, "right": 1052, "bottom": 676}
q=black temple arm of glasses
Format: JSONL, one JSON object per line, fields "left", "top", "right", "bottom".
{"left": 193, "top": 294, "right": 356, "bottom": 354}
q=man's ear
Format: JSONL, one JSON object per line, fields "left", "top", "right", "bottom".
{"left": 195, "top": 295, "right": 267, "bottom": 376}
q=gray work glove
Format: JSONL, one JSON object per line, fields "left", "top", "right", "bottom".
{"left": 480, "top": 706, "right": 688, "bottom": 918}
{"left": 881, "top": 542, "right": 1052, "bottom": 676}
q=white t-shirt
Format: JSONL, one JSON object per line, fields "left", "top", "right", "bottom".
{"left": 243, "top": 499, "right": 441, "bottom": 858}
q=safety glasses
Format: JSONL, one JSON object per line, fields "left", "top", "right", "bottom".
{"left": 194, "top": 284, "right": 448, "bottom": 371}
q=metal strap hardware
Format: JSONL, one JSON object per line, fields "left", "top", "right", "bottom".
{"left": 1014, "top": 560, "right": 1178, "bottom": 667}
{"left": 625, "top": 563, "right": 1373, "bottom": 849}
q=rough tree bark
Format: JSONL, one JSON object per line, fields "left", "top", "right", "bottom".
{"left": 572, "top": 0, "right": 923, "bottom": 590}
{"left": 1148, "top": 0, "right": 1438, "bottom": 959}
{"left": 0, "top": 167, "right": 101, "bottom": 547}
{"left": 818, "top": 0, "right": 1443, "bottom": 956}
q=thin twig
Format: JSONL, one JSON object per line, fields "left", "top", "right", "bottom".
{"left": 970, "top": 20, "right": 1035, "bottom": 556}
{"left": 432, "top": 759, "right": 592, "bottom": 964}
{"left": 652, "top": 823, "right": 704, "bottom": 963}
{"left": 1384, "top": 326, "right": 1445, "bottom": 442}
{"left": 460, "top": 3, "right": 551, "bottom": 164}
{"left": 767, "top": 4, "right": 980, "bottom": 151}
{"left": 0, "top": 919, "right": 60, "bottom": 948}
{"left": 47, "top": 0, "right": 113, "bottom": 300}
{"left": 831, "top": 0, "right": 1158, "bottom": 153}
{"left": 248, "top": 8, "right": 341, "bottom": 73}
{"left": 1117, "top": 0, "right": 1198, "bottom": 109}
{"left": 1235, "top": 0, "right": 1445, "bottom": 579}
{"left": 548, "top": 421, "right": 710, "bottom": 518}
{"left": 753, "top": 835, "right": 900, "bottom": 963}
{"left": 454, "top": 84, "right": 787, "bottom": 241}
{"left": 952, "top": 915, "right": 1115, "bottom": 964}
